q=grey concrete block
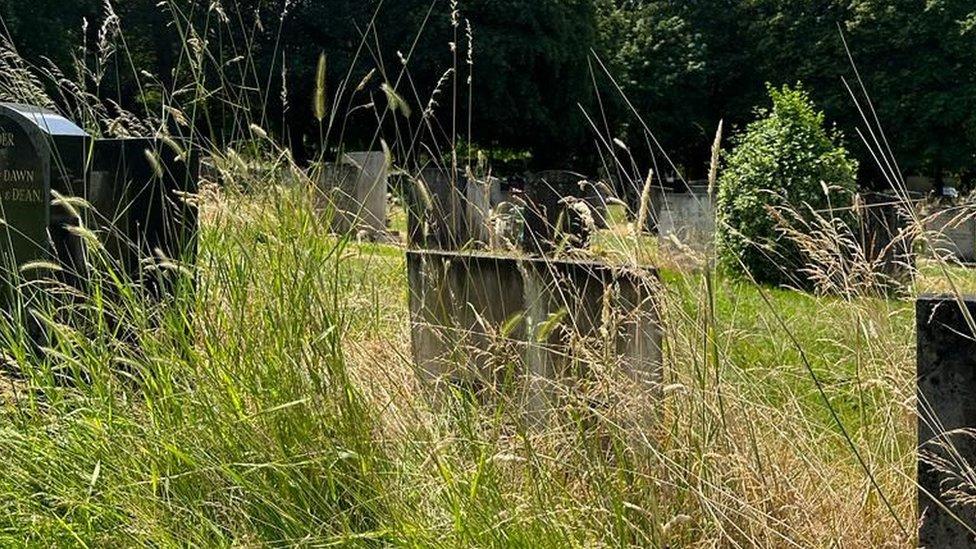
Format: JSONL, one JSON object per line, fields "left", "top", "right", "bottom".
{"left": 408, "top": 167, "right": 468, "bottom": 249}
{"left": 465, "top": 176, "right": 501, "bottom": 246}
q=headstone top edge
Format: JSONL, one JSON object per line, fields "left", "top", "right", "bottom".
{"left": 917, "top": 294, "right": 976, "bottom": 305}
{"left": 0, "top": 102, "right": 88, "bottom": 138}
{"left": 405, "top": 247, "right": 657, "bottom": 274}
{"left": 0, "top": 101, "right": 56, "bottom": 115}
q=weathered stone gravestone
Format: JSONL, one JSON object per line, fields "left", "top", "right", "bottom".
{"left": 522, "top": 171, "right": 607, "bottom": 254}
{"left": 857, "top": 192, "right": 915, "bottom": 286}
{"left": 318, "top": 151, "right": 388, "bottom": 238}
{"left": 917, "top": 296, "right": 976, "bottom": 547}
{"left": 465, "top": 175, "right": 503, "bottom": 245}
{"left": 0, "top": 103, "right": 89, "bottom": 276}
{"left": 407, "top": 249, "right": 662, "bottom": 422}
{"left": 925, "top": 204, "right": 976, "bottom": 264}
{"left": 406, "top": 166, "right": 505, "bottom": 250}
{"left": 90, "top": 138, "right": 199, "bottom": 280}
{"left": 649, "top": 182, "right": 715, "bottom": 251}
{"left": 406, "top": 169, "right": 611, "bottom": 253}
{"left": 406, "top": 166, "right": 468, "bottom": 249}
{"left": 403, "top": 165, "right": 659, "bottom": 421}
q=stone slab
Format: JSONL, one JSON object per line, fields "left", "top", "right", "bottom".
{"left": 918, "top": 295, "right": 976, "bottom": 547}
{"left": 406, "top": 168, "right": 505, "bottom": 250}
{"left": 926, "top": 207, "right": 976, "bottom": 264}
{"left": 649, "top": 184, "right": 715, "bottom": 250}
{"left": 407, "top": 248, "right": 662, "bottom": 422}
{"left": 319, "top": 151, "right": 388, "bottom": 237}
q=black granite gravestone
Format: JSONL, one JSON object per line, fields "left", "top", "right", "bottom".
{"left": 0, "top": 103, "right": 89, "bottom": 277}
{"left": 90, "top": 138, "right": 198, "bottom": 282}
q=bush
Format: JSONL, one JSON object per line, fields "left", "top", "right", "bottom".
{"left": 715, "top": 84, "right": 858, "bottom": 287}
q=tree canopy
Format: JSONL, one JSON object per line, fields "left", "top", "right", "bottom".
{"left": 0, "top": 0, "right": 973, "bottom": 183}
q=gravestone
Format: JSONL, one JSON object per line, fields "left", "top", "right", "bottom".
{"left": 406, "top": 167, "right": 505, "bottom": 250}
{"left": 926, "top": 205, "right": 976, "bottom": 264}
{"left": 409, "top": 166, "right": 468, "bottom": 249}
{"left": 465, "top": 175, "right": 503, "bottom": 245}
{"left": 90, "top": 138, "right": 199, "bottom": 281}
{"left": 649, "top": 183, "right": 715, "bottom": 251}
{"left": 0, "top": 103, "right": 89, "bottom": 277}
{"left": 0, "top": 102, "right": 199, "bottom": 310}
{"left": 917, "top": 296, "right": 976, "bottom": 547}
{"left": 858, "top": 192, "right": 915, "bottom": 286}
{"left": 405, "top": 169, "right": 610, "bottom": 253}
{"left": 523, "top": 171, "right": 605, "bottom": 254}
{"left": 318, "top": 151, "right": 388, "bottom": 238}
{"left": 407, "top": 248, "right": 662, "bottom": 422}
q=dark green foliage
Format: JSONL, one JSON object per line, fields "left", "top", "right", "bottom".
{"left": 463, "top": 0, "right": 598, "bottom": 166}
{"left": 841, "top": 0, "right": 976, "bottom": 185}
{"left": 1, "top": 0, "right": 975, "bottom": 179}
{"left": 297, "top": 0, "right": 597, "bottom": 165}
{"left": 595, "top": 0, "right": 707, "bottom": 171}
{"left": 0, "top": 0, "right": 100, "bottom": 67}
{"left": 716, "top": 85, "right": 857, "bottom": 287}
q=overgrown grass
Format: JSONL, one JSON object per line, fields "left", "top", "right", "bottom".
{"left": 0, "top": 0, "right": 960, "bottom": 545}
{"left": 0, "top": 181, "right": 920, "bottom": 546}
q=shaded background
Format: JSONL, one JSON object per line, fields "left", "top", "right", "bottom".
{"left": 1, "top": 0, "right": 973, "bottom": 188}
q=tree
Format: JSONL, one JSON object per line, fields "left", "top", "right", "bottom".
{"left": 4, "top": 0, "right": 976, "bottom": 185}
{"left": 235, "top": 0, "right": 600, "bottom": 167}
{"left": 716, "top": 84, "right": 857, "bottom": 287}
{"left": 0, "top": 0, "right": 100, "bottom": 68}
{"left": 594, "top": 0, "right": 707, "bottom": 175}
{"left": 842, "top": 0, "right": 976, "bottom": 188}
{"left": 405, "top": 0, "right": 600, "bottom": 167}
{"left": 738, "top": 0, "right": 976, "bottom": 189}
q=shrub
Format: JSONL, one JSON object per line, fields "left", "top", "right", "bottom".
{"left": 715, "top": 84, "right": 858, "bottom": 287}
